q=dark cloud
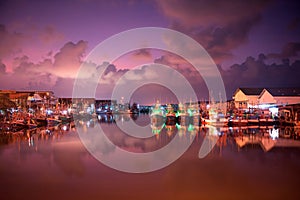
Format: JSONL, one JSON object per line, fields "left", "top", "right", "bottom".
{"left": 268, "top": 42, "right": 300, "bottom": 59}
{"left": 0, "top": 60, "right": 6, "bottom": 74}
{"left": 288, "top": 17, "right": 300, "bottom": 31}
{"left": 222, "top": 54, "right": 300, "bottom": 98}
{"left": 157, "top": 0, "right": 272, "bottom": 64}
{"left": 103, "top": 64, "right": 117, "bottom": 75}
{"left": 132, "top": 49, "right": 152, "bottom": 59}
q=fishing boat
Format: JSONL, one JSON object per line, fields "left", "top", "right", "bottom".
{"left": 59, "top": 115, "right": 73, "bottom": 123}
{"left": 247, "top": 117, "right": 259, "bottom": 125}
{"left": 150, "top": 100, "right": 166, "bottom": 128}
{"left": 228, "top": 117, "right": 248, "bottom": 127}
{"left": 177, "top": 103, "right": 190, "bottom": 126}
{"left": 35, "top": 116, "right": 48, "bottom": 126}
{"left": 24, "top": 118, "right": 37, "bottom": 129}
{"left": 47, "top": 116, "right": 62, "bottom": 126}
{"left": 205, "top": 110, "right": 228, "bottom": 126}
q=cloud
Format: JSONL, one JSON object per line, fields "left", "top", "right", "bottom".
{"left": 222, "top": 54, "right": 300, "bottom": 97}
{"left": 52, "top": 40, "right": 88, "bottom": 78}
{"left": 157, "top": 0, "right": 271, "bottom": 27}
{"left": 1, "top": 35, "right": 300, "bottom": 102}
{"left": 157, "top": 0, "right": 272, "bottom": 64}
{"left": 268, "top": 42, "right": 300, "bottom": 59}
{"left": 288, "top": 17, "right": 300, "bottom": 31}
{"left": 39, "top": 25, "right": 65, "bottom": 44}
{"left": 0, "top": 24, "right": 25, "bottom": 58}
{"left": 131, "top": 49, "right": 152, "bottom": 59}
{"left": 0, "top": 60, "right": 6, "bottom": 74}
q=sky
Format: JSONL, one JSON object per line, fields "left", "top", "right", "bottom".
{"left": 0, "top": 0, "right": 300, "bottom": 104}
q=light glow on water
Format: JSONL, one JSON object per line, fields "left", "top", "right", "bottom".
{"left": 1, "top": 115, "right": 300, "bottom": 199}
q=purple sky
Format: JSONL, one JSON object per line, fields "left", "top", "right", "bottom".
{"left": 1, "top": 0, "right": 300, "bottom": 104}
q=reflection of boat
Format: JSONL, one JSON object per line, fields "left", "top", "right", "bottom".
{"left": 177, "top": 103, "right": 190, "bottom": 126}
{"left": 166, "top": 104, "right": 176, "bottom": 125}
{"left": 165, "top": 124, "right": 176, "bottom": 136}
{"left": 151, "top": 123, "right": 165, "bottom": 135}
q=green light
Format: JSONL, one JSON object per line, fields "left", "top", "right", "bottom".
{"left": 175, "top": 111, "right": 178, "bottom": 117}
{"left": 188, "top": 124, "right": 194, "bottom": 132}
{"left": 187, "top": 109, "right": 193, "bottom": 116}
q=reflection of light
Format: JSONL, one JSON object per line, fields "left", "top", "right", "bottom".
{"left": 269, "top": 128, "right": 279, "bottom": 140}
{"left": 46, "top": 109, "right": 53, "bottom": 115}
{"left": 188, "top": 124, "right": 194, "bottom": 132}
{"left": 62, "top": 110, "right": 67, "bottom": 115}
{"left": 208, "top": 126, "right": 218, "bottom": 136}
{"left": 87, "top": 121, "right": 90, "bottom": 127}
{"left": 87, "top": 107, "right": 91, "bottom": 113}
{"left": 28, "top": 137, "right": 34, "bottom": 146}
{"left": 62, "top": 125, "right": 67, "bottom": 131}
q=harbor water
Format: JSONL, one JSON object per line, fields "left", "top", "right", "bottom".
{"left": 1, "top": 114, "right": 300, "bottom": 200}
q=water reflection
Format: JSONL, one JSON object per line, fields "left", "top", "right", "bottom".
{"left": 1, "top": 115, "right": 300, "bottom": 153}
{"left": 1, "top": 115, "right": 300, "bottom": 199}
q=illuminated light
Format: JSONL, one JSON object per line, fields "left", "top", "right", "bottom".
{"left": 46, "top": 109, "right": 53, "bottom": 115}
{"left": 62, "top": 110, "right": 67, "bottom": 115}
{"left": 87, "top": 107, "right": 91, "bottom": 113}
{"left": 63, "top": 126, "right": 67, "bottom": 131}
{"left": 187, "top": 109, "right": 193, "bottom": 116}
{"left": 269, "top": 107, "right": 278, "bottom": 115}
{"left": 269, "top": 128, "right": 279, "bottom": 140}
{"left": 188, "top": 124, "right": 194, "bottom": 132}
{"left": 258, "top": 104, "right": 277, "bottom": 109}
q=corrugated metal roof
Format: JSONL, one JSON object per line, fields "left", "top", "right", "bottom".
{"left": 238, "top": 87, "right": 300, "bottom": 96}
{"left": 239, "top": 88, "right": 264, "bottom": 95}
{"left": 266, "top": 88, "right": 300, "bottom": 96}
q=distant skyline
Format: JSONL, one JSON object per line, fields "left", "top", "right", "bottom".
{"left": 1, "top": 0, "right": 300, "bottom": 104}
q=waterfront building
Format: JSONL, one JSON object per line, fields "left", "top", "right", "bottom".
{"left": 0, "top": 90, "right": 57, "bottom": 108}
{"left": 233, "top": 88, "right": 300, "bottom": 109}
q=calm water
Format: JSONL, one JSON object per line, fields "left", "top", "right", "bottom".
{"left": 1, "top": 115, "right": 300, "bottom": 200}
